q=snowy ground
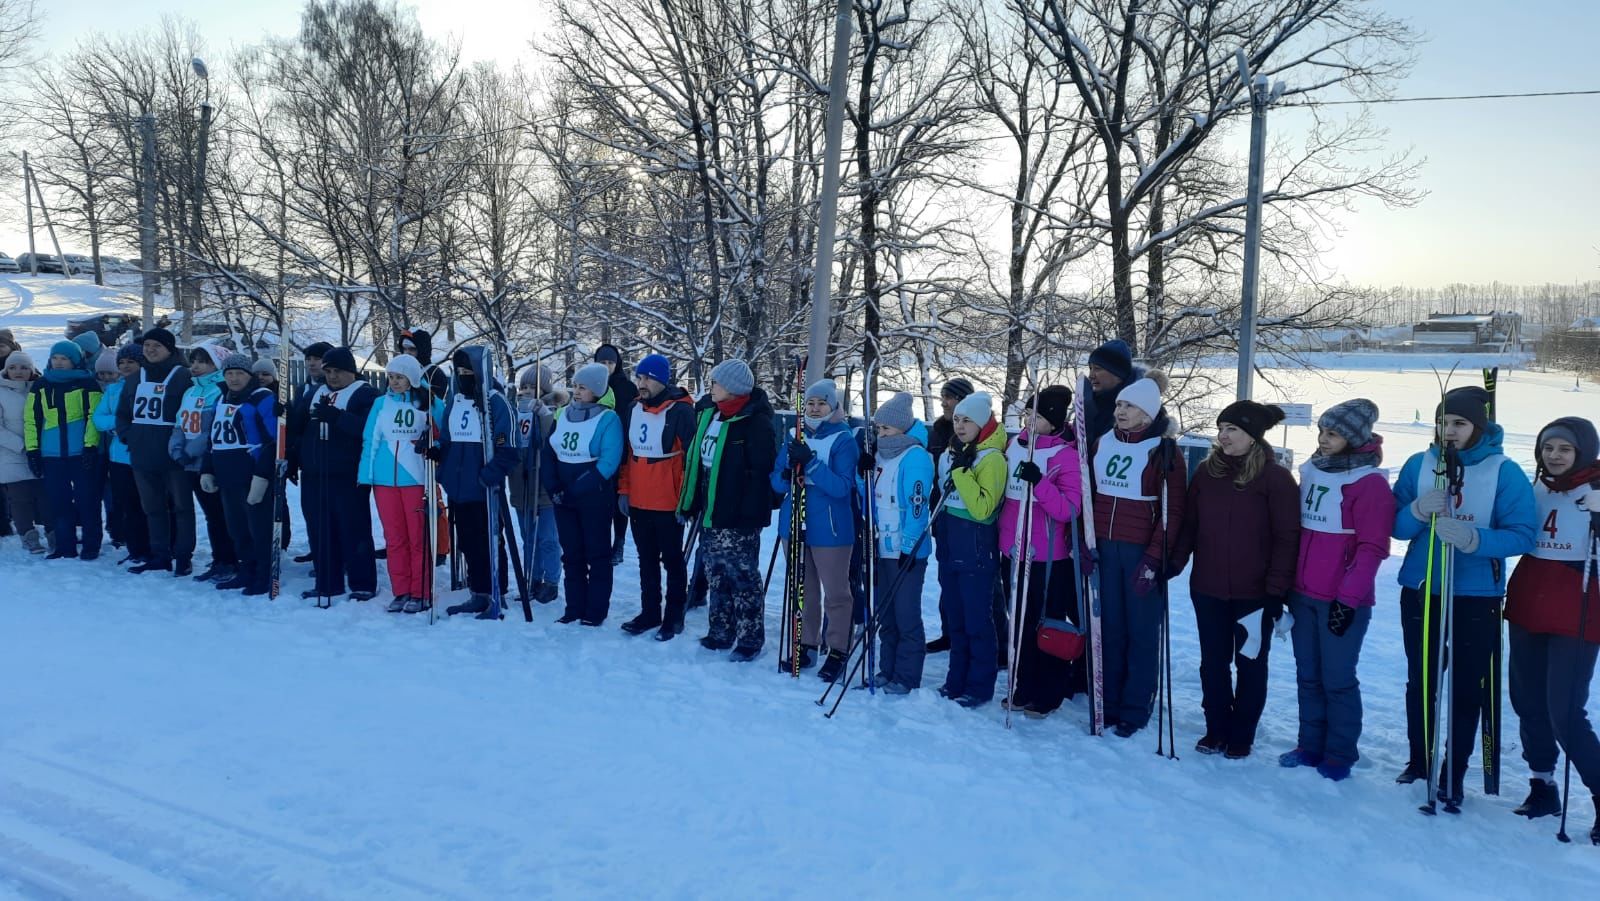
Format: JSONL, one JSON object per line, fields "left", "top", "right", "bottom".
{"left": 6, "top": 283, "right": 1600, "bottom": 895}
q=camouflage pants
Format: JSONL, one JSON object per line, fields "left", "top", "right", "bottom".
{"left": 704, "top": 527, "right": 764, "bottom": 651}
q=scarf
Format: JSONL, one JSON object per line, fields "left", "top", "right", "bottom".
{"left": 1310, "top": 436, "right": 1384, "bottom": 473}
{"left": 1544, "top": 461, "right": 1600, "bottom": 493}
{"left": 715, "top": 393, "right": 751, "bottom": 419}
{"left": 876, "top": 432, "right": 919, "bottom": 460}
{"left": 564, "top": 399, "right": 603, "bottom": 422}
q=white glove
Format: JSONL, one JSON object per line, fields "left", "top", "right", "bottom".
{"left": 200, "top": 473, "right": 218, "bottom": 494}
{"left": 1578, "top": 493, "right": 1596, "bottom": 513}
{"left": 1274, "top": 608, "right": 1296, "bottom": 641}
{"left": 1434, "top": 517, "right": 1480, "bottom": 553}
{"left": 247, "top": 476, "right": 269, "bottom": 505}
{"left": 1413, "top": 489, "right": 1450, "bottom": 518}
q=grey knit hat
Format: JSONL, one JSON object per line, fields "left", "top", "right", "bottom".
{"left": 573, "top": 362, "right": 610, "bottom": 399}
{"left": 1318, "top": 398, "right": 1379, "bottom": 449}
{"left": 252, "top": 358, "right": 277, "bottom": 377}
{"left": 875, "top": 392, "right": 916, "bottom": 434}
{"left": 709, "top": 359, "right": 754, "bottom": 396}
{"left": 94, "top": 348, "right": 119, "bottom": 374}
{"left": 519, "top": 363, "right": 554, "bottom": 395}
{"left": 806, "top": 379, "right": 840, "bottom": 411}
{"left": 221, "top": 352, "right": 254, "bottom": 373}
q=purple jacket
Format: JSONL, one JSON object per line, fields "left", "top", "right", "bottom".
{"left": 1173, "top": 451, "right": 1301, "bottom": 601}
{"left": 1294, "top": 448, "right": 1395, "bottom": 607}
{"left": 999, "top": 432, "right": 1083, "bottom": 562}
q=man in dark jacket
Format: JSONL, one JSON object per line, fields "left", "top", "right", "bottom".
{"left": 299, "top": 346, "right": 379, "bottom": 602}
{"left": 399, "top": 328, "right": 451, "bottom": 400}
{"left": 595, "top": 343, "right": 637, "bottom": 565}
{"left": 287, "top": 341, "right": 331, "bottom": 565}
{"left": 433, "top": 346, "right": 517, "bottom": 617}
{"left": 116, "top": 327, "right": 196, "bottom": 575}
{"left": 1083, "top": 339, "right": 1142, "bottom": 443}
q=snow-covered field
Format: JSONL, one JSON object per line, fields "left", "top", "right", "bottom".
{"left": 5, "top": 276, "right": 1600, "bottom": 897}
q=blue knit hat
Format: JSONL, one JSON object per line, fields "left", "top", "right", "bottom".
{"left": 635, "top": 353, "right": 672, "bottom": 386}
{"left": 50, "top": 340, "right": 84, "bottom": 367}
{"left": 73, "top": 332, "right": 103, "bottom": 361}
{"left": 116, "top": 343, "right": 145, "bottom": 364}
{"left": 1088, "top": 339, "right": 1135, "bottom": 385}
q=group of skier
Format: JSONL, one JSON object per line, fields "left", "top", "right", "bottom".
{"left": 1, "top": 326, "right": 1597, "bottom": 843}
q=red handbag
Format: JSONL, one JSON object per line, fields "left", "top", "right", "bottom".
{"left": 1037, "top": 617, "right": 1086, "bottom": 662}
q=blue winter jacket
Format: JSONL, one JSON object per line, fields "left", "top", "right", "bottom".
{"left": 358, "top": 389, "right": 445, "bottom": 489}
{"left": 1392, "top": 423, "right": 1537, "bottom": 597}
{"left": 205, "top": 385, "right": 278, "bottom": 488}
{"left": 772, "top": 416, "right": 859, "bottom": 548}
{"left": 540, "top": 402, "right": 624, "bottom": 506}
{"left": 93, "top": 377, "right": 130, "bottom": 466}
{"left": 168, "top": 370, "right": 224, "bottom": 471}
{"left": 862, "top": 438, "right": 935, "bottom": 560}
{"left": 436, "top": 347, "right": 517, "bottom": 503}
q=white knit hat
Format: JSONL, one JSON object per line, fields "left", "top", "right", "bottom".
{"left": 1117, "top": 378, "right": 1162, "bottom": 420}
{"left": 953, "top": 391, "right": 993, "bottom": 425}
{"left": 386, "top": 354, "right": 425, "bottom": 388}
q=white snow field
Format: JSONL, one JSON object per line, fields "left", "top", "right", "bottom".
{"left": 5, "top": 278, "right": 1600, "bottom": 897}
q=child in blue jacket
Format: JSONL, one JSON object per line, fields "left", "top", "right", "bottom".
{"left": 860, "top": 392, "right": 934, "bottom": 692}
{"left": 543, "top": 362, "right": 624, "bottom": 626}
{"left": 203, "top": 354, "right": 279, "bottom": 595}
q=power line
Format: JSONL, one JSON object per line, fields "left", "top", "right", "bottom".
{"left": 1284, "top": 88, "right": 1600, "bottom": 107}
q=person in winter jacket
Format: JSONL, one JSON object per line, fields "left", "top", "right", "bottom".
{"left": 1392, "top": 385, "right": 1537, "bottom": 807}
{"left": 925, "top": 377, "right": 973, "bottom": 654}
{"left": 935, "top": 391, "right": 1007, "bottom": 707}
{"left": 542, "top": 362, "right": 624, "bottom": 625}
{"left": 360, "top": 354, "right": 444, "bottom": 612}
{"left": 204, "top": 354, "right": 279, "bottom": 595}
{"left": 299, "top": 346, "right": 380, "bottom": 602}
{"left": 286, "top": 340, "right": 332, "bottom": 566}
{"left": 510, "top": 364, "right": 560, "bottom": 605}
{"left": 1090, "top": 376, "right": 1186, "bottom": 737}
{"left": 434, "top": 347, "right": 517, "bottom": 618}
{"left": 863, "top": 393, "right": 934, "bottom": 692}
{"left": 26, "top": 341, "right": 103, "bottom": 559}
{"left": 772, "top": 379, "right": 860, "bottom": 680}
{"left": 1083, "top": 339, "right": 1143, "bottom": 449}
{"left": 171, "top": 344, "right": 240, "bottom": 582}
{"left": 1503, "top": 416, "right": 1600, "bottom": 834}
{"left": 116, "top": 328, "right": 196, "bottom": 574}
{"left": 594, "top": 344, "right": 637, "bottom": 565}
{"left": 1, "top": 350, "right": 48, "bottom": 553}
{"left": 999, "top": 385, "right": 1084, "bottom": 717}
{"left": 679, "top": 359, "right": 777, "bottom": 661}
{"left": 618, "top": 353, "right": 696, "bottom": 639}
{"left": 1173, "top": 401, "right": 1300, "bottom": 758}
{"left": 397, "top": 328, "right": 451, "bottom": 399}
{"left": 1280, "top": 399, "right": 1395, "bottom": 780}
{"left": 91, "top": 350, "right": 119, "bottom": 542}
{"left": 92, "top": 345, "right": 149, "bottom": 563}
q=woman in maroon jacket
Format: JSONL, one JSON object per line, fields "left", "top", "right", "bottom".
{"left": 1175, "top": 400, "right": 1301, "bottom": 758}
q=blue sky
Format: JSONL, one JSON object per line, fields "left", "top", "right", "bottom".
{"left": 13, "top": 0, "right": 1600, "bottom": 288}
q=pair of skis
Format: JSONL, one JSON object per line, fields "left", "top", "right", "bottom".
{"left": 1073, "top": 376, "right": 1106, "bottom": 736}
{"left": 779, "top": 358, "right": 808, "bottom": 676}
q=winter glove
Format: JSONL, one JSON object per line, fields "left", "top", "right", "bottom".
{"left": 1328, "top": 600, "right": 1356, "bottom": 638}
{"left": 1577, "top": 492, "right": 1596, "bottom": 512}
{"left": 26, "top": 450, "right": 42, "bottom": 478}
{"left": 950, "top": 444, "right": 977, "bottom": 471}
{"left": 1263, "top": 595, "right": 1286, "bottom": 625}
{"left": 1080, "top": 545, "right": 1097, "bottom": 578}
{"left": 478, "top": 468, "right": 503, "bottom": 490}
{"left": 82, "top": 446, "right": 99, "bottom": 467}
{"left": 1133, "top": 554, "right": 1163, "bottom": 596}
{"left": 1413, "top": 488, "right": 1451, "bottom": 519}
{"left": 857, "top": 449, "right": 876, "bottom": 476}
{"left": 312, "top": 397, "right": 341, "bottom": 424}
{"left": 1434, "top": 516, "right": 1480, "bottom": 553}
{"left": 247, "top": 475, "right": 269, "bottom": 505}
{"left": 200, "top": 473, "right": 219, "bottom": 494}
{"left": 1015, "top": 460, "right": 1043, "bottom": 486}
{"left": 788, "top": 438, "right": 814, "bottom": 470}
{"left": 618, "top": 495, "right": 631, "bottom": 517}
{"left": 1275, "top": 608, "right": 1296, "bottom": 641}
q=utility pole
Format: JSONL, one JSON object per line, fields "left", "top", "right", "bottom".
{"left": 28, "top": 156, "right": 69, "bottom": 277}
{"left": 804, "top": 0, "right": 853, "bottom": 388}
{"left": 139, "top": 114, "right": 159, "bottom": 325}
{"left": 22, "top": 152, "right": 36, "bottom": 276}
{"left": 184, "top": 100, "right": 212, "bottom": 346}
{"left": 1235, "top": 50, "right": 1282, "bottom": 402}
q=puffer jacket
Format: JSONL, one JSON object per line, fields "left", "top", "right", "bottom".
{"left": 25, "top": 371, "right": 101, "bottom": 458}
{"left": 0, "top": 375, "right": 37, "bottom": 482}
{"left": 116, "top": 356, "right": 193, "bottom": 471}
{"left": 1088, "top": 411, "right": 1185, "bottom": 561}
{"left": 772, "top": 413, "right": 859, "bottom": 547}
{"left": 618, "top": 386, "right": 696, "bottom": 513}
{"left": 92, "top": 377, "right": 131, "bottom": 466}
{"left": 1392, "top": 423, "right": 1537, "bottom": 597}
{"left": 1173, "top": 449, "right": 1301, "bottom": 601}
{"left": 939, "top": 417, "right": 1009, "bottom": 525}
{"left": 1293, "top": 440, "right": 1395, "bottom": 607}
{"left": 168, "top": 368, "right": 224, "bottom": 471}
{"left": 359, "top": 388, "right": 443, "bottom": 488}
{"left": 998, "top": 431, "right": 1082, "bottom": 562}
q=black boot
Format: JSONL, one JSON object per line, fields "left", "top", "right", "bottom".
{"left": 926, "top": 634, "right": 950, "bottom": 653}
{"left": 447, "top": 593, "right": 491, "bottom": 617}
{"left": 621, "top": 612, "right": 662, "bottom": 635}
{"left": 1512, "top": 779, "right": 1562, "bottom": 819}
{"left": 1394, "top": 761, "right": 1427, "bottom": 784}
{"left": 129, "top": 559, "right": 171, "bottom": 574}
{"left": 534, "top": 581, "right": 559, "bottom": 603}
{"left": 786, "top": 644, "right": 816, "bottom": 670}
{"left": 817, "top": 650, "right": 848, "bottom": 682}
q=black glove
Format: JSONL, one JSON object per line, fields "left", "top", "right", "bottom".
{"left": 477, "top": 467, "right": 502, "bottom": 489}
{"left": 1015, "top": 460, "right": 1042, "bottom": 486}
{"left": 423, "top": 443, "right": 445, "bottom": 463}
{"left": 1264, "top": 595, "right": 1287, "bottom": 625}
{"left": 950, "top": 444, "right": 977, "bottom": 471}
{"left": 83, "top": 446, "right": 100, "bottom": 467}
{"left": 788, "top": 438, "right": 814, "bottom": 470}
{"left": 1328, "top": 600, "right": 1356, "bottom": 638}
{"left": 26, "top": 450, "right": 42, "bottom": 478}
{"left": 312, "top": 398, "right": 341, "bottom": 424}
{"left": 857, "top": 449, "right": 876, "bottom": 475}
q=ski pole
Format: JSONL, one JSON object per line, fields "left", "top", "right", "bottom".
{"left": 762, "top": 531, "right": 782, "bottom": 595}
{"left": 1005, "top": 386, "right": 1044, "bottom": 728}
{"left": 1557, "top": 523, "right": 1597, "bottom": 842}
{"left": 316, "top": 420, "right": 331, "bottom": 609}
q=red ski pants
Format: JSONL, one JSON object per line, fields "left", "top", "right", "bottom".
{"left": 374, "top": 485, "right": 428, "bottom": 598}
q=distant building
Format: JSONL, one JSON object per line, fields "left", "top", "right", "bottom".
{"left": 1407, "top": 311, "right": 1521, "bottom": 352}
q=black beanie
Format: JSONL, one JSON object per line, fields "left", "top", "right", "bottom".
{"left": 941, "top": 377, "right": 975, "bottom": 401}
{"left": 303, "top": 341, "right": 334, "bottom": 360}
{"left": 142, "top": 327, "right": 178, "bottom": 354}
{"left": 1436, "top": 386, "right": 1491, "bottom": 436}
{"left": 320, "top": 346, "right": 357, "bottom": 373}
{"left": 1218, "top": 400, "right": 1286, "bottom": 444}
{"left": 1026, "top": 385, "right": 1074, "bottom": 431}
{"left": 1088, "top": 339, "right": 1135, "bottom": 385}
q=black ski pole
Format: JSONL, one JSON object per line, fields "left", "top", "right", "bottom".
{"left": 316, "top": 419, "right": 331, "bottom": 609}
{"left": 762, "top": 532, "right": 783, "bottom": 595}
{"left": 498, "top": 490, "right": 531, "bottom": 621}
{"left": 1557, "top": 522, "right": 1597, "bottom": 843}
